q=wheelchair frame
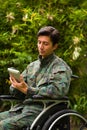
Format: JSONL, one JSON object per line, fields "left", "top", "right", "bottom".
{"left": 0, "top": 75, "right": 87, "bottom": 130}
{"left": 30, "top": 96, "right": 69, "bottom": 130}
{"left": 28, "top": 96, "right": 87, "bottom": 130}
{"left": 0, "top": 95, "right": 86, "bottom": 130}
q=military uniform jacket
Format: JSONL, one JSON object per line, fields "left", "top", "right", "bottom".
{"left": 10, "top": 53, "right": 72, "bottom": 112}
{"left": 24, "top": 53, "right": 72, "bottom": 98}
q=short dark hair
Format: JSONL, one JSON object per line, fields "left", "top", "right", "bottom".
{"left": 37, "top": 26, "right": 60, "bottom": 45}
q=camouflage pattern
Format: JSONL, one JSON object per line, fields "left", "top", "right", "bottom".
{"left": 23, "top": 53, "right": 72, "bottom": 98}
{"left": 0, "top": 53, "right": 72, "bottom": 130}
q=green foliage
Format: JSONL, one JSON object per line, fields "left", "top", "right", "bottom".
{"left": 72, "top": 95, "right": 87, "bottom": 118}
{"left": 0, "top": 0, "right": 87, "bottom": 114}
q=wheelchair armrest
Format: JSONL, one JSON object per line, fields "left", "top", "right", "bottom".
{"left": 32, "top": 95, "right": 69, "bottom": 101}
{"left": 71, "top": 75, "right": 79, "bottom": 79}
{"left": 0, "top": 94, "right": 69, "bottom": 102}
{"left": 0, "top": 95, "right": 21, "bottom": 101}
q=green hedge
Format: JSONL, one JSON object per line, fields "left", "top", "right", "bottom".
{"left": 0, "top": 0, "right": 87, "bottom": 114}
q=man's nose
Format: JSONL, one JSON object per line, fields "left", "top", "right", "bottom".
{"left": 40, "top": 43, "right": 44, "bottom": 49}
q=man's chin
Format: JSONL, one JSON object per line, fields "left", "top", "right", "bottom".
{"left": 39, "top": 54, "right": 46, "bottom": 58}
{"left": 39, "top": 53, "right": 45, "bottom": 56}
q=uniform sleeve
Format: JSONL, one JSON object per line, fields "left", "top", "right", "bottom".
{"left": 26, "top": 65, "right": 72, "bottom": 98}
{"left": 22, "top": 64, "right": 40, "bottom": 98}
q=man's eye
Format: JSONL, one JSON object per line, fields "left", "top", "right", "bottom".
{"left": 38, "top": 41, "right": 41, "bottom": 44}
{"left": 37, "top": 41, "right": 49, "bottom": 45}
{"left": 44, "top": 42, "right": 48, "bottom": 45}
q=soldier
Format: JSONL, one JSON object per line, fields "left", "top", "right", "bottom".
{"left": 0, "top": 26, "right": 72, "bottom": 129}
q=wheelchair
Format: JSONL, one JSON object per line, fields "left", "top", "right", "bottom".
{"left": 0, "top": 75, "right": 87, "bottom": 130}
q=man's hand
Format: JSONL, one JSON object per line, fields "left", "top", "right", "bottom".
{"left": 10, "top": 75, "right": 28, "bottom": 94}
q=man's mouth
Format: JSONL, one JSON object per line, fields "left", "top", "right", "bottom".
{"left": 39, "top": 50, "right": 45, "bottom": 53}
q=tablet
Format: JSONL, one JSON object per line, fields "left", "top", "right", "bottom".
{"left": 8, "top": 68, "right": 20, "bottom": 82}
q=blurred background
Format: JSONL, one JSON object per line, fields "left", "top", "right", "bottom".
{"left": 0, "top": 0, "right": 87, "bottom": 117}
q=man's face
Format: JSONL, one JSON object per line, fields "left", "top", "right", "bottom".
{"left": 37, "top": 36, "right": 57, "bottom": 58}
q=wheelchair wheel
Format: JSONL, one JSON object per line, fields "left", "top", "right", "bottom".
{"left": 42, "top": 109, "right": 87, "bottom": 130}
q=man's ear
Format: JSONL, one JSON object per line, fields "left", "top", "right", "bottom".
{"left": 53, "top": 44, "right": 58, "bottom": 50}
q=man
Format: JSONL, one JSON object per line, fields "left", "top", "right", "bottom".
{"left": 0, "top": 26, "right": 72, "bottom": 129}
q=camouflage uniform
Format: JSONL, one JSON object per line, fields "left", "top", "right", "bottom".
{"left": 0, "top": 53, "right": 72, "bottom": 130}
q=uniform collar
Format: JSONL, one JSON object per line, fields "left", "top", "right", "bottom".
{"left": 39, "top": 53, "right": 55, "bottom": 67}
